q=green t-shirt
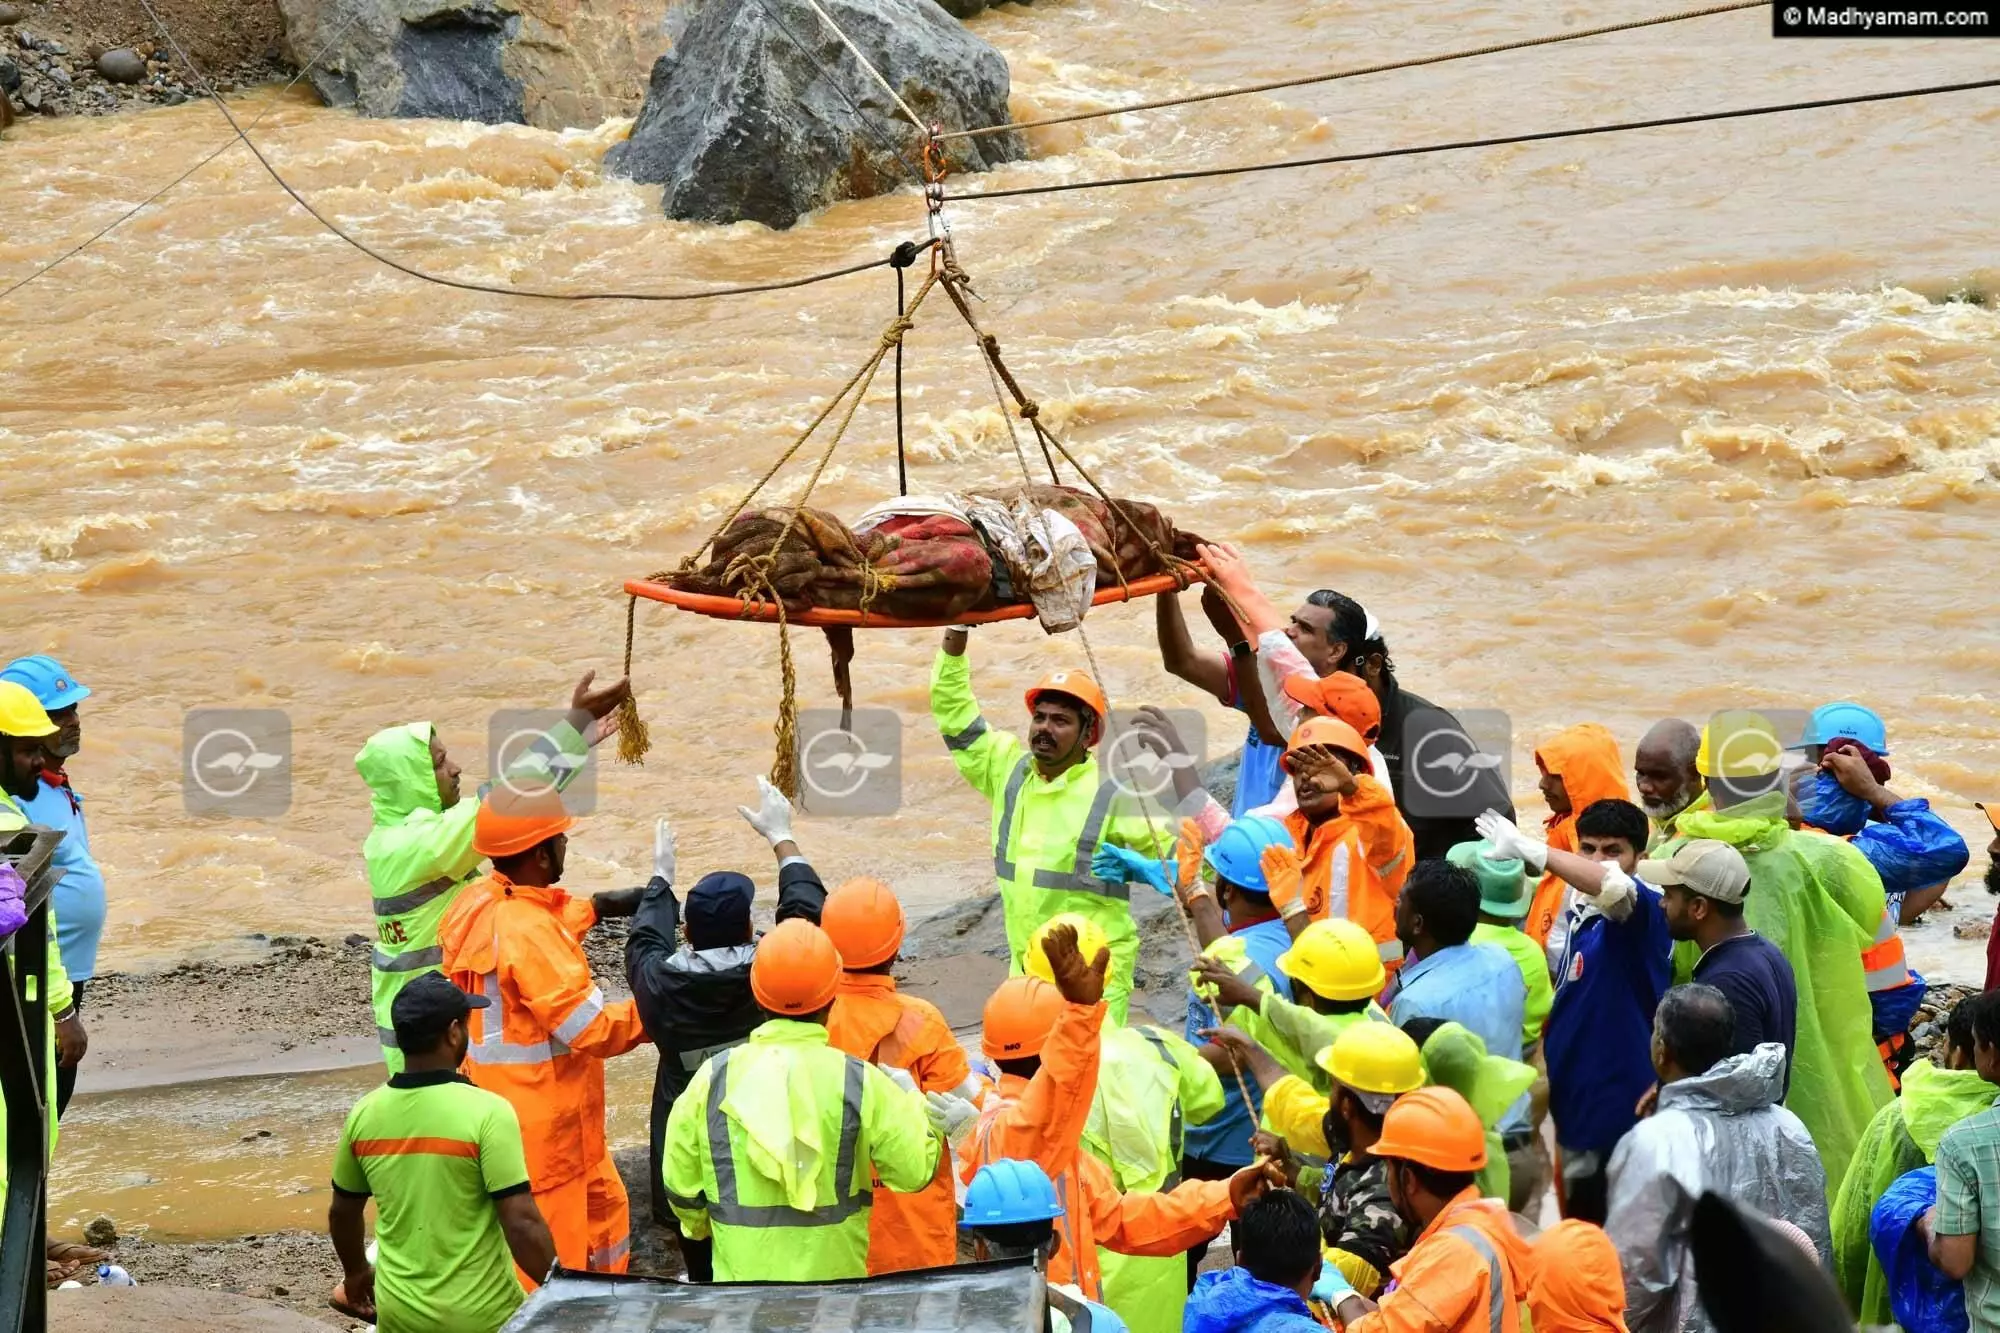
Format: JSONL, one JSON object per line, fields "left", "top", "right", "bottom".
{"left": 332, "top": 1070, "right": 532, "bottom": 1333}
{"left": 1471, "top": 922, "right": 1553, "bottom": 1047}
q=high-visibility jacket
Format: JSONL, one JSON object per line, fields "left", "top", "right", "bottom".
{"left": 932, "top": 650, "right": 1174, "bottom": 1024}
{"left": 356, "top": 719, "right": 589, "bottom": 1068}
{"left": 958, "top": 1001, "right": 1237, "bottom": 1301}
{"left": 1348, "top": 1187, "right": 1533, "bottom": 1333}
{"left": 1528, "top": 725, "right": 1631, "bottom": 946}
{"left": 0, "top": 792, "right": 68, "bottom": 1160}
{"left": 664, "top": 1018, "right": 943, "bottom": 1282}
{"left": 1284, "top": 785, "right": 1409, "bottom": 966}
{"left": 438, "top": 872, "right": 649, "bottom": 1197}
{"left": 826, "top": 971, "right": 971, "bottom": 1274}
{"left": 1090, "top": 1023, "right": 1227, "bottom": 1333}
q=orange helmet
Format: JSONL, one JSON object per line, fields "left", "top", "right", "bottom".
{"left": 980, "top": 975, "right": 1066, "bottom": 1061}
{"left": 750, "top": 919, "right": 843, "bottom": 1016}
{"left": 1281, "top": 672, "right": 1382, "bottom": 743}
{"left": 1368, "top": 1086, "right": 1488, "bottom": 1172}
{"left": 820, "top": 877, "right": 905, "bottom": 970}
{"left": 1025, "top": 669, "right": 1108, "bottom": 746}
{"left": 1281, "top": 716, "right": 1374, "bottom": 775}
{"left": 472, "top": 784, "right": 575, "bottom": 858}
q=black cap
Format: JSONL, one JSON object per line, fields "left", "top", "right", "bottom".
{"left": 390, "top": 972, "right": 489, "bottom": 1049}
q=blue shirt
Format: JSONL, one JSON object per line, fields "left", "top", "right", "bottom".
{"left": 1224, "top": 662, "right": 1286, "bottom": 817}
{"left": 1387, "top": 940, "right": 1529, "bottom": 1132}
{"left": 1184, "top": 916, "right": 1294, "bottom": 1166}
{"left": 21, "top": 777, "right": 107, "bottom": 982}
{"left": 1545, "top": 880, "right": 1674, "bottom": 1154}
{"left": 1693, "top": 930, "right": 1797, "bottom": 1092}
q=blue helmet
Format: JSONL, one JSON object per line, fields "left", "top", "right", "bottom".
{"left": 1203, "top": 816, "right": 1294, "bottom": 893}
{"left": 959, "top": 1158, "right": 1064, "bottom": 1229}
{"left": 1803, "top": 702, "right": 1888, "bottom": 756}
{"left": 0, "top": 655, "right": 90, "bottom": 711}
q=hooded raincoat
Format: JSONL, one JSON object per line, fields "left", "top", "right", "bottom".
{"left": 356, "top": 718, "right": 589, "bottom": 1069}
{"left": 1529, "top": 725, "right": 1632, "bottom": 947}
{"left": 1419, "top": 1022, "right": 1537, "bottom": 1207}
{"left": 1604, "top": 1043, "right": 1831, "bottom": 1333}
{"left": 1664, "top": 791, "right": 1889, "bottom": 1193}
{"left": 1183, "top": 1268, "right": 1324, "bottom": 1333}
{"left": 1831, "top": 1058, "right": 1995, "bottom": 1325}
{"left": 1528, "top": 1220, "right": 1630, "bottom": 1332}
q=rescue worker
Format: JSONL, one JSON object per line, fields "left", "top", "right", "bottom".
{"left": 625, "top": 780, "right": 825, "bottom": 1247}
{"left": 356, "top": 670, "right": 629, "bottom": 1071}
{"left": 959, "top": 922, "right": 1282, "bottom": 1303}
{"left": 1526, "top": 1219, "right": 1630, "bottom": 1332}
{"left": 1527, "top": 722, "right": 1632, "bottom": 949}
{"left": 664, "top": 918, "right": 947, "bottom": 1282}
{"left": 1189, "top": 914, "right": 1391, "bottom": 1089}
{"left": 960, "top": 1159, "right": 1131, "bottom": 1333}
{"left": 823, "top": 875, "right": 979, "bottom": 1275}
{"left": 1, "top": 655, "right": 102, "bottom": 1113}
{"left": 931, "top": 624, "right": 1175, "bottom": 1024}
{"left": 1024, "top": 913, "right": 1224, "bottom": 1333}
{"left": 437, "top": 784, "right": 651, "bottom": 1276}
{"left": 1315, "top": 1086, "right": 1535, "bottom": 1330}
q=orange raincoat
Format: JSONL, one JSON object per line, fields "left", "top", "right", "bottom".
{"left": 1526, "top": 1219, "right": 1630, "bottom": 1332}
{"left": 1349, "top": 1187, "right": 1533, "bottom": 1332}
{"left": 957, "top": 1000, "right": 1237, "bottom": 1300}
{"left": 827, "top": 972, "right": 973, "bottom": 1274}
{"left": 439, "top": 871, "right": 651, "bottom": 1274}
{"left": 1283, "top": 774, "right": 1414, "bottom": 967}
{"left": 1527, "top": 725, "right": 1631, "bottom": 945}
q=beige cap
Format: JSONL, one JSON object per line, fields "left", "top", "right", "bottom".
{"left": 1638, "top": 839, "right": 1752, "bottom": 904}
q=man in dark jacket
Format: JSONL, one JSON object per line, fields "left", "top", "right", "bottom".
{"left": 624, "top": 777, "right": 825, "bottom": 1266}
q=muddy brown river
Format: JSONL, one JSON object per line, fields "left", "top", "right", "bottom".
{"left": 5, "top": 0, "right": 1999, "bottom": 1241}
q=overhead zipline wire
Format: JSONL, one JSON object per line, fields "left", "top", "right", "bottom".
{"left": 104, "top": 0, "right": 936, "bottom": 305}
{"left": 943, "top": 76, "right": 2000, "bottom": 204}
{"left": 936, "top": 0, "right": 1769, "bottom": 141}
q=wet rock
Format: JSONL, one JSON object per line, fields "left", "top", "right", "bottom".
{"left": 0, "top": 54, "right": 17, "bottom": 91}
{"left": 83, "top": 1216, "right": 118, "bottom": 1247}
{"left": 275, "top": 0, "right": 685, "bottom": 129}
{"left": 0, "top": 4, "right": 22, "bottom": 26}
{"left": 607, "top": 0, "right": 1023, "bottom": 229}
{"left": 97, "top": 48, "right": 144, "bottom": 83}
{"left": 1954, "top": 919, "right": 1988, "bottom": 940}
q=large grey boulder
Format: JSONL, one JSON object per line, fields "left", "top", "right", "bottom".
{"left": 276, "top": 0, "right": 687, "bottom": 128}
{"left": 605, "top": 0, "right": 1023, "bottom": 229}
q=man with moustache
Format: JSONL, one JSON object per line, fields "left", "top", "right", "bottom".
{"left": 1633, "top": 719, "right": 1706, "bottom": 843}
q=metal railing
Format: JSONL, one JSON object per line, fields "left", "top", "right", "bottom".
{"left": 0, "top": 827, "right": 62, "bottom": 1331}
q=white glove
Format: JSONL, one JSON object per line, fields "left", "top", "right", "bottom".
{"left": 1595, "top": 862, "right": 1639, "bottom": 922}
{"left": 925, "top": 1091, "right": 981, "bottom": 1148}
{"left": 652, "top": 817, "right": 678, "bottom": 884}
{"left": 1475, "top": 809, "right": 1548, "bottom": 872}
{"left": 737, "top": 775, "right": 794, "bottom": 847}
{"left": 879, "top": 1065, "right": 919, "bottom": 1096}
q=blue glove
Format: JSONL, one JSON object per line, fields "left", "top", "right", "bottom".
{"left": 1092, "top": 844, "right": 1174, "bottom": 896}
{"left": 1311, "top": 1263, "right": 1355, "bottom": 1305}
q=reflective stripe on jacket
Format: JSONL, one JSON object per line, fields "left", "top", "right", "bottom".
{"left": 664, "top": 1019, "right": 942, "bottom": 1282}
{"left": 438, "top": 872, "right": 648, "bottom": 1193}
{"left": 1860, "top": 907, "right": 1912, "bottom": 993}
{"left": 1349, "top": 1188, "right": 1531, "bottom": 1333}
{"left": 932, "top": 650, "right": 1175, "bottom": 1024}
{"left": 826, "top": 972, "right": 969, "bottom": 1274}
{"left": 1283, "top": 779, "right": 1412, "bottom": 968}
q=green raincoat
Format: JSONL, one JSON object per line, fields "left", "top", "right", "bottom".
{"left": 1830, "top": 1058, "right": 1997, "bottom": 1324}
{"left": 1417, "top": 1022, "right": 1536, "bottom": 1205}
{"left": 356, "top": 719, "right": 585, "bottom": 1071}
{"left": 0, "top": 791, "right": 69, "bottom": 1185}
{"left": 1666, "top": 792, "right": 1892, "bottom": 1195}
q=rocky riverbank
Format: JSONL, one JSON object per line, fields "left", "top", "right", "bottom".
{"left": 1, "top": 0, "right": 286, "bottom": 119}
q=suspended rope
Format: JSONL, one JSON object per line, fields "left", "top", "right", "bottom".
{"left": 944, "top": 76, "right": 2000, "bottom": 203}
{"left": 937, "top": 0, "right": 1765, "bottom": 141}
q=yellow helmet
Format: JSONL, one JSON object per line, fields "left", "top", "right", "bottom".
{"left": 1025, "top": 913, "right": 1112, "bottom": 986}
{"left": 1275, "top": 918, "right": 1385, "bottom": 1002}
{"left": 1698, "top": 710, "right": 1784, "bottom": 779}
{"left": 1316, "top": 1021, "right": 1425, "bottom": 1102}
{"left": 0, "top": 682, "right": 56, "bottom": 740}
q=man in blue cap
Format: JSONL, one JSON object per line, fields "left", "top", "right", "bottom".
{"left": 961, "top": 1158, "right": 1131, "bottom": 1332}
{"left": 1, "top": 655, "right": 99, "bottom": 1112}
{"left": 624, "top": 777, "right": 825, "bottom": 1265}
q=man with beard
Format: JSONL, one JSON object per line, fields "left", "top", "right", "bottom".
{"left": 0, "top": 655, "right": 100, "bottom": 1112}
{"left": 1634, "top": 719, "right": 1706, "bottom": 843}
{"left": 932, "top": 626, "right": 1175, "bottom": 1024}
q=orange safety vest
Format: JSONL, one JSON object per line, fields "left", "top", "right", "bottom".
{"left": 826, "top": 973, "right": 971, "bottom": 1274}
{"left": 1351, "top": 1188, "right": 1533, "bottom": 1333}
{"left": 438, "top": 873, "right": 650, "bottom": 1193}
{"left": 1861, "top": 906, "right": 1912, "bottom": 994}
{"left": 1285, "top": 775, "right": 1411, "bottom": 968}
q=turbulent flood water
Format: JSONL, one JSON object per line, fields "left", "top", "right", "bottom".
{"left": 3, "top": 0, "right": 1998, "bottom": 972}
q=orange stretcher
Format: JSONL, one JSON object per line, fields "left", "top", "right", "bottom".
{"left": 625, "top": 568, "right": 1205, "bottom": 630}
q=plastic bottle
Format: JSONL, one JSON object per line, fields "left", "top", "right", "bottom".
{"left": 96, "top": 1264, "right": 136, "bottom": 1287}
